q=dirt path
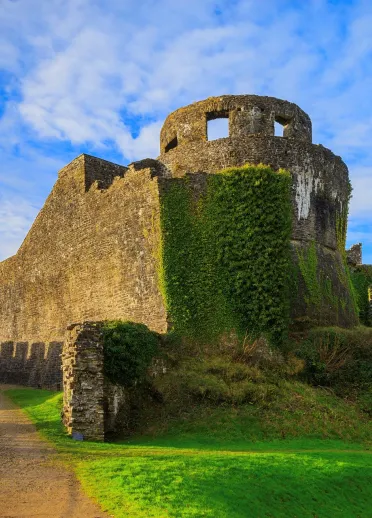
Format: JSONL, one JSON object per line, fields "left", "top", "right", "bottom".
{"left": 0, "top": 389, "right": 109, "bottom": 518}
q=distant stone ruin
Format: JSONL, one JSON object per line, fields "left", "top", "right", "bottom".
{"left": 346, "top": 243, "right": 362, "bottom": 266}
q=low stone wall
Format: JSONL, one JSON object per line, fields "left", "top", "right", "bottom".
{"left": 0, "top": 341, "right": 62, "bottom": 389}
{"left": 62, "top": 322, "right": 128, "bottom": 442}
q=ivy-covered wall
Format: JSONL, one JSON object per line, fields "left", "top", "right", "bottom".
{"left": 350, "top": 265, "right": 372, "bottom": 326}
{"left": 159, "top": 165, "right": 292, "bottom": 346}
{"left": 292, "top": 241, "right": 358, "bottom": 328}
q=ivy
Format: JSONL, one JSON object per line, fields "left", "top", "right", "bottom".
{"left": 336, "top": 203, "right": 349, "bottom": 256}
{"left": 159, "top": 165, "right": 292, "bottom": 347}
{"left": 335, "top": 181, "right": 359, "bottom": 319}
{"left": 296, "top": 240, "right": 359, "bottom": 324}
{"left": 297, "top": 241, "right": 322, "bottom": 307}
{"left": 159, "top": 179, "right": 235, "bottom": 340}
{"left": 350, "top": 266, "right": 372, "bottom": 326}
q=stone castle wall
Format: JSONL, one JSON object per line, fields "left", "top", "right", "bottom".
{"left": 160, "top": 96, "right": 348, "bottom": 251}
{"left": 0, "top": 340, "right": 62, "bottom": 388}
{"left": 0, "top": 155, "right": 168, "bottom": 386}
{"left": 0, "top": 95, "right": 361, "bottom": 389}
{"left": 347, "top": 243, "right": 362, "bottom": 266}
{"left": 0, "top": 154, "right": 168, "bottom": 345}
{"left": 62, "top": 322, "right": 105, "bottom": 441}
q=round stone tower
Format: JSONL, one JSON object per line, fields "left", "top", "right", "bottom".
{"left": 158, "top": 95, "right": 357, "bottom": 328}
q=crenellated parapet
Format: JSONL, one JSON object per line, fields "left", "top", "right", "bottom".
{"left": 160, "top": 95, "right": 312, "bottom": 153}
{"left": 158, "top": 95, "right": 350, "bottom": 250}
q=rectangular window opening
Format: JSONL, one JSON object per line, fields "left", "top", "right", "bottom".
{"left": 207, "top": 111, "right": 229, "bottom": 141}
{"left": 274, "top": 116, "right": 291, "bottom": 137}
{"left": 164, "top": 136, "right": 178, "bottom": 153}
{"left": 274, "top": 121, "right": 285, "bottom": 137}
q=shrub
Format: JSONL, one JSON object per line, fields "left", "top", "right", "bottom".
{"left": 358, "top": 391, "right": 372, "bottom": 416}
{"left": 235, "top": 334, "right": 305, "bottom": 377}
{"left": 153, "top": 357, "right": 281, "bottom": 406}
{"left": 103, "top": 321, "right": 159, "bottom": 387}
{"left": 297, "top": 327, "right": 372, "bottom": 400}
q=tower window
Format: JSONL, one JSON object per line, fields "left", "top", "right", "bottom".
{"left": 274, "top": 121, "right": 284, "bottom": 137}
{"left": 164, "top": 136, "right": 178, "bottom": 153}
{"left": 274, "top": 116, "right": 291, "bottom": 137}
{"left": 206, "top": 111, "right": 229, "bottom": 141}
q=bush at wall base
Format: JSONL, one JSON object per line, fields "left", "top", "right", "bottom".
{"left": 102, "top": 321, "right": 159, "bottom": 387}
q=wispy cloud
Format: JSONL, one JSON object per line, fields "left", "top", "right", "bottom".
{"left": 0, "top": 196, "right": 39, "bottom": 259}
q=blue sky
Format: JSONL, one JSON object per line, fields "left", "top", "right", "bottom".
{"left": 0, "top": 0, "right": 371, "bottom": 262}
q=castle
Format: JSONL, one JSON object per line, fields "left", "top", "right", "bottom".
{"left": 0, "top": 94, "right": 369, "bottom": 389}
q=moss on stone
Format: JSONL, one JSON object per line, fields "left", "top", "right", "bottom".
{"left": 296, "top": 240, "right": 358, "bottom": 326}
{"left": 350, "top": 266, "right": 372, "bottom": 326}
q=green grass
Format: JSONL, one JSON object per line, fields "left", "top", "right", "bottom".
{"left": 5, "top": 388, "right": 372, "bottom": 518}
{"left": 131, "top": 379, "right": 372, "bottom": 448}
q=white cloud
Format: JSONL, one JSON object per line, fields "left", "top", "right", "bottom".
{"left": 0, "top": 0, "right": 368, "bottom": 164}
{"left": 349, "top": 167, "right": 372, "bottom": 217}
{"left": 115, "top": 121, "right": 162, "bottom": 161}
{"left": 14, "top": 7, "right": 321, "bottom": 159}
{"left": 0, "top": 197, "right": 39, "bottom": 260}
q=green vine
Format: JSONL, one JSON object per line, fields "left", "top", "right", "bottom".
{"left": 339, "top": 181, "right": 352, "bottom": 253}
{"left": 159, "top": 165, "right": 292, "bottom": 347}
{"left": 335, "top": 182, "right": 359, "bottom": 319}
{"left": 296, "top": 240, "right": 359, "bottom": 323}
{"left": 297, "top": 241, "right": 322, "bottom": 307}
{"left": 336, "top": 205, "right": 349, "bottom": 256}
{"left": 350, "top": 266, "right": 372, "bottom": 326}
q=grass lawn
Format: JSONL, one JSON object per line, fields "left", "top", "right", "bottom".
{"left": 5, "top": 388, "right": 372, "bottom": 518}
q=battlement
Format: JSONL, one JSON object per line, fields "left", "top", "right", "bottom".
{"left": 0, "top": 340, "right": 62, "bottom": 388}
{"left": 160, "top": 95, "right": 312, "bottom": 154}
{"left": 58, "top": 153, "right": 128, "bottom": 191}
{"left": 57, "top": 154, "right": 172, "bottom": 194}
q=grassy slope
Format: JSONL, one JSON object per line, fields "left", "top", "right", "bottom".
{"left": 5, "top": 387, "right": 372, "bottom": 518}
{"left": 130, "top": 379, "right": 372, "bottom": 449}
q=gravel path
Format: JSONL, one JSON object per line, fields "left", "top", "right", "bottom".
{"left": 0, "top": 389, "right": 109, "bottom": 518}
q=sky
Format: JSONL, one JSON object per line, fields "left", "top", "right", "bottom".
{"left": 0, "top": 0, "right": 371, "bottom": 262}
